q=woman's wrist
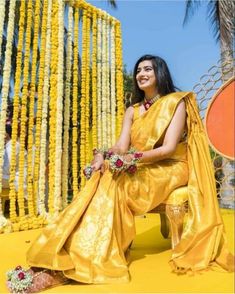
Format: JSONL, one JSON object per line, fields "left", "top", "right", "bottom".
{"left": 94, "top": 153, "right": 104, "bottom": 162}
{"left": 84, "top": 147, "right": 143, "bottom": 178}
{"left": 109, "top": 150, "right": 143, "bottom": 174}
{"left": 93, "top": 148, "right": 105, "bottom": 158}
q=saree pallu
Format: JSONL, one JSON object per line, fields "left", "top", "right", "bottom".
{"left": 26, "top": 92, "right": 233, "bottom": 283}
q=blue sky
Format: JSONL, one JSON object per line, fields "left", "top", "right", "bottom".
{"left": 90, "top": 0, "right": 220, "bottom": 91}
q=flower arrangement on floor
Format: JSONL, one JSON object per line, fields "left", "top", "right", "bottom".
{"left": 6, "top": 266, "right": 68, "bottom": 293}
{"left": 7, "top": 266, "right": 33, "bottom": 293}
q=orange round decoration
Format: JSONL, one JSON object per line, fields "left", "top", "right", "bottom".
{"left": 205, "top": 77, "right": 235, "bottom": 159}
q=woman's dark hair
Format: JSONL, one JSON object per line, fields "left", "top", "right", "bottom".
{"left": 132, "top": 54, "right": 177, "bottom": 104}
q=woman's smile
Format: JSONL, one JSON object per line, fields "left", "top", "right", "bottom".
{"left": 136, "top": 60, "right": 157, "bottom": 91}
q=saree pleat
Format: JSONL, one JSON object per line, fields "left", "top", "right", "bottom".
{"left": 26, "top": 92, "right": 233, "bottom": 283}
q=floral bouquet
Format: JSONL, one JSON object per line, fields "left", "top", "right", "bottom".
{"left": 6, "top": 266, "right": 68, "bottom": 293}
{"left": 7, "top": 266, "right": 33, "bottom": 293}
{"left": 109, "top": 151, "right": 143, "bottom": 174}
{"left": 109, "top": 154, "right": 126, "bottom": 173}
{"left": 83, "top": 165, "right": 93, "bottom": 179}
{"left": 85, "top": 148, "right": 143, "bottom": 177}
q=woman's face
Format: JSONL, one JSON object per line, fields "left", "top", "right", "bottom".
{"left": 136, "top": 60, "right": 157, "bottom": 92}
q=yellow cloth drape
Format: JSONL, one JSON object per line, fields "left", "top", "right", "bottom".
{"left": 169, "top": 92, "right": 234, "bottom": 273}
{"left": 26, "top": 92, "right": 233, "bottom": 283}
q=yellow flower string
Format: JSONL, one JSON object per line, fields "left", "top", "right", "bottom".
{"left": 17, "top": 0, "right": 33, "bottom": 217}
{"left": 110, "top": 20, "right": 116, "bottom": 145}
{"left": 0, "top": 0, "right": 16, "bottom": 230}
{"left": 1, "top": 0, "right": 125, "bottom": 232}
{"left": 8, "top": 0, "right": 49, "bottom": 227}
{"left": 7, "top": 0, "right": 26, "bottom": 224}
{"left": 72, "top": 7, "right": 79, "bottom": 196}
{"left": 53, "top": 0, "right": 64, "bottom": 214}
{"left": 26, "top": 0, "right": 41, "bottom": 217}
{"left": 38, "top": 0, "right": 52, "bottom": 216}
{"left": 0, "top": 0, "right": 6, "bottom": 61}
{"left": 91, "top": 10, "right": 98, "bottom": 149}
{"left": 0, "top": 0, "right": 17, "bottom": 193}
{"left": 105, "top": 17, "right": 111, "bottom": 148}
{"left": 62, "top": 5, "right": 73, "bottom": 207}
{"left": 33, "top": 0, "right": 49, "bottom": 216}
{"left": 101, "top": 16, "right": 108, "bottom": 148}
{"left": 96, "top": 15, "right": 102, "bottom": 148}
{"left": 48, "top": 0, "right": 59, "bottom": 214}
{"left": 85, "top": 8, "right": 91, "bottom": 164}
{"left": 80, "top": 8, "right": 87, "bottom": 187}
{"left": 115, "top": 21, "right": 124, "bottom": 137}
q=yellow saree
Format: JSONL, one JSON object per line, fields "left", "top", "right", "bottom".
{"left": 26, "top": 92, "right": 233, "bottom": 283}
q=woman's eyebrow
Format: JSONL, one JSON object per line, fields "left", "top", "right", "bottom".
{"left": 137, "top": 65, "right": 153, "bottom": 70}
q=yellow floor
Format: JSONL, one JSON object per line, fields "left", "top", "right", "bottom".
{"left": 0, "top": 210, "right": 234, "bottom": 294}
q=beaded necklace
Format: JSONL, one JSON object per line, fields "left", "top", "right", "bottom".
{"left": 143, "top": 94, "right": 160, "bottom": 110}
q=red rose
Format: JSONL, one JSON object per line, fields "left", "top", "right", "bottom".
{"left": 106, "top": 150, "right": 114, "bottom": 159}
{"left": 15, "top": 266, "right": 22, "bottom": 271}
{"left": 115, "top": 159, "right": 123, "bottom": 168}
{"left": 134, "top": 152, "right": 143, "bottom": 159}
{"left": 18, "top": 272, "right": 25, "bottom": 280}
{"left": 127, "top": 165, "right": 137, "bottom": 174}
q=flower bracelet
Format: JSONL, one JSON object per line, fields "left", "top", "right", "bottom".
{"left": 83, "top": 148, "right": 143, "bottom": 179}
{"left": 109, "top": 151, "right": 143, "bottom": 174}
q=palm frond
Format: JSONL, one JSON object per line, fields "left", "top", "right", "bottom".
{"left": 209, "top": 0, "right": 235, "bottom": 46}
{"left": 183, "top": 0, "right": 202, "bottom": 26}
{"left": 207, "top": 0, "right": 220, "bottom": 42}
{"left": 107, "top": 0, "right": 117, "bottom": 9}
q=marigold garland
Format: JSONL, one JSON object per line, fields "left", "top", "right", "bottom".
{"left": 110, "top": 20, "right": 116, "bottom": 145}
{"left": 62, "top": 5, "right": 73, "bottom": 207}
{"left": 72, "top": 7, "right": 79, "bottom": 196}
{"left": 0, "top": 0, "right": 6, "bottom": 61}
{"left": 115, "top": 21, "right": 124, "bottom": 137}
{"left": 1, "top": 0, "right": 124, "bottom": 233}
{"left": 8, "top": 0, "right": 26, "bottom": 223}
{"left": 106, "top": 17, "right": 111, "bottom": 148}
{"left": 0, "top": 0, "right": 15, "bottom": 227}
{"left": 96, "top": 15, "right": 102, "bottom": 148}
{"left": 101, "top": 17, "right": 108, "bottom": 148}
{"left": 0, "top": 0, "right": 17, "bottom": 230}
{"left": 26, "top": 0, "right": 41, "bottom": 217}
{"left": 85, "top": 8, "right": 91, "bottom": 165}
{"left": 48, "top": 0, "right": 59, "bottom": 214}
{"left": 38, "top": 0, "right": 52, "bottom": 216}
{"left": 53, "top": 0, "right": 64, "bottom": 213}
{"left": 17, "top": 0, "right": 34, "bottom": 218}
{"left": 91, "top": 11, "right": 98, "bottom": 150}
{"left": 80, "top": 8, "right": 87, "bottom": 187}
{"left": 33, "top": 0, "right": 49, "bottom": 216}
{"left": 0, "top": 0, "right": 17, "bottom": 197}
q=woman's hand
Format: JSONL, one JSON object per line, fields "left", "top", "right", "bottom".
{"left": 123, "top": 153, "right": 134, "bottom": 163}
{"left": 108, "top": 146, "right": 125, "bottom": 155}
{"left": 91, "top": 153, "right": 105, "bottom": 173}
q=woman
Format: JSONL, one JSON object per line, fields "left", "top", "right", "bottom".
{"left": 7, "top": 55, "right": 233, "bottom": 293}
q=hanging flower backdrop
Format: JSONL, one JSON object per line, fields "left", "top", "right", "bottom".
{"left": 0, "top": 0, "right": 124, "bottom": 233}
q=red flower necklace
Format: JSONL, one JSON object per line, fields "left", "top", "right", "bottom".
{"left": 143, "top": 94, "right": 160, "bottom": 110}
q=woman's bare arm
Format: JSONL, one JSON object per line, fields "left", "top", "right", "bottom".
{"left": 109, "top": 106, "right": 134, "bottom": 154}
{"left": 91, "top": 106, "right": 134, "bottom": 171}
